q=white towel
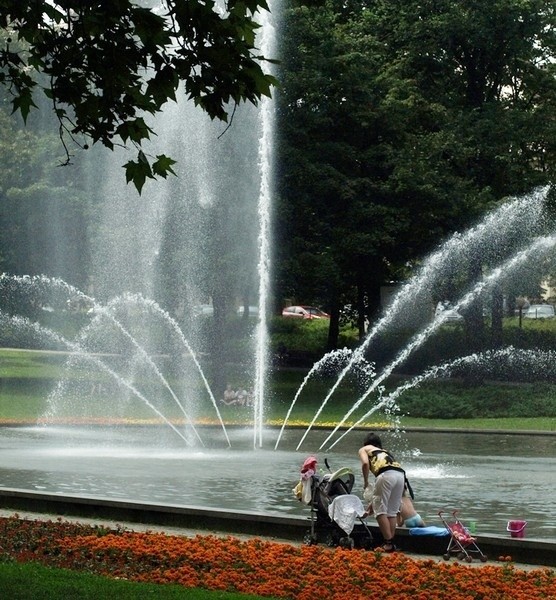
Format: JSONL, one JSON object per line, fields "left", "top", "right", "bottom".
{"left": 328, "top": 495, "right": 366, "bottom": 535}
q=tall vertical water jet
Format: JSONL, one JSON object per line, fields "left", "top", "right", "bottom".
{"left": 1, "top": 4, "right": 279, "bottom": 448}
{"left": 253, "top": 1, "right": 278, "bottom": 449}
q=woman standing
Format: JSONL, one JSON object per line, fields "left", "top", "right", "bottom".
{"left": 358, "top": 432, "right": 405, "bottom": 552}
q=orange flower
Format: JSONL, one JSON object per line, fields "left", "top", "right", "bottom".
{"left": 0, "top": 516, "right": 554, "bottom": 599}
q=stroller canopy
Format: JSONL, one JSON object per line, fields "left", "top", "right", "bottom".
{"left": 323, "top": 467, "right": 355, "bottom": 497}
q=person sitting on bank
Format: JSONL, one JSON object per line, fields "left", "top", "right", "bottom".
{"left": 221, "top": 384, "right": 238, "bottom": 405}
{"left": 244, "top": 388, "right": 254, "bottom": 407}
{"left": 236, "top": 387, "right": 249, "bottom": 406}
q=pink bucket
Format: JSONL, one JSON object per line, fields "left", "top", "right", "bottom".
{"left": 507, "top": 520, "right": 527, "bottom": 538}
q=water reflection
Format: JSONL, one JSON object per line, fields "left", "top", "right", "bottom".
{"left": 0, "top": 426, "right": 555, "bottom": 540}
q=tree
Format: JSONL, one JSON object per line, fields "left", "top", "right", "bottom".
{"left": 276, "top": 0, "right": 556, "bottom": 350}
{"left": 0, "top": 0, "right": 278, "bottom": 192}
{"left": 380, "top": 0, "right": 556, "bottom": 342}
{"left": 275, "top": 2, "right": 404, "bottom": 348}
{"left": 0, "top": 99, "right": 91, "bottom": 290}
{"left": 372, "top": 0, "right": 556, "bottom": 194}
{"left": 276, "top": 1, "right": 473, "bottom": 348}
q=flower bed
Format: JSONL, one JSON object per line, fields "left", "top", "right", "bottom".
{"left": 0, "top": 516, "right": 554, "bottom": 599}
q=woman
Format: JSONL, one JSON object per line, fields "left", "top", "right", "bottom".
{"left": 358, "top": 432, "right": 405, "bottom": 552}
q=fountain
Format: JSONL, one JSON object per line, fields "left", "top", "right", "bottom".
{"left": 324, "top": 232, "right": 556, "bottom": 450}
{"left": 274, "top": 187, "right": 552, "bottom": 448}
{"left": 0, "top": 3, "right": 555, "bottom": 542}
{"left": 2, "top": 186, "right": 556, "bottom": 541}
{"left": 0, "top": 1, "right": 280, "bottom": 450}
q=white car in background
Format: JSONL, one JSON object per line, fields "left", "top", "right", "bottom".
{"left": 193, "top": 304, "right": 214, "bottom": 316}
{"left": 282, "top": 305, "right": 330, "bottom": 320}
{"left": 523, "top": 304, "right": 555, "bottom": 319}
{"left": 434, "top": 301, "right": 464, "bottom": 322}
{"left": 237, "top": 306, "right": 259, "bottom": 318}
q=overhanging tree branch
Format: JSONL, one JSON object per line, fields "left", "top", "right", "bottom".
{"left": 0, "top": 0, "right": 279, "bottom": 193}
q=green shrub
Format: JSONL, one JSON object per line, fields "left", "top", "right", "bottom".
{"left": 397, "top": 380, "right": 556, "bottom": 419}
{"left": 269, "top": 317, "right": 328, "bottom": 354}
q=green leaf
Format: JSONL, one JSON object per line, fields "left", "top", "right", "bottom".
{"left": 124, "top": 153, "right": 154, "bottom": 194}
{"left": 152, "top": 155, "right": 177, "bottom": 179}
{"left": 43, "top": 3, "right": 65, "bottom": 24}
{"left": 117, "top": 118, "right": 153, "bottom": 144}
{"left": 11, "top": 89, "right": 38, "bottom": 123}
{"left": 0, "top": 0, "right": 281, "bottom": 188}
{"left": 147, "top": 65, "right": 179, "bottom": 105}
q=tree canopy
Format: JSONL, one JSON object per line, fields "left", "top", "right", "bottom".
{"left": 276, "top": 0, "right": 556, "bottom": 346}
{"left": 0, "top": 0, "right": 278, "bottom": 192}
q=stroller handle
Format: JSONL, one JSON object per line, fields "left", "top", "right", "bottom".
{"left": 438, "top": 510, "right": 459, "bottom": 519}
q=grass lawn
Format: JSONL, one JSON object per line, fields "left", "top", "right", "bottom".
{"left": 0, "top": 560, "right": 269, "bottom": 600}
{"left": 399, "top": 416, "right": 556, "bottom": 431}
{"left": 0, "top": 348, "right": 72, "bottom": 378}
{"left": 1, "top": 347, "right": 555, "bottom": 430}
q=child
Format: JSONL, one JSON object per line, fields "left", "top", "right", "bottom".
{"left": 396, "top": 487, "right": 425, "bottom": 528}
{"left": 365, "top": 484, "right": 425, "bottom": 528}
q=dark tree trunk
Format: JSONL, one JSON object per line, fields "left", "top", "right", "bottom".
{"left": 463, "top": 257, "right": 485, "bottom": 352}
{"left": 490, "top": 285, "right": 504, "bottom": 347}
{"left": 356, "top": 283, "right": 366, "bottom": 340}
{"left": 366, "top": 282, "right": 382, "bottom": 324}
{"left": 327, "top": 293, "right": 340, "bottom": 351}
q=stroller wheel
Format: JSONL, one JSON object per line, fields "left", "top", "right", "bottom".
{"left": 303, "top": 530, "right": 318, "bottom": 546}
{"left": 339, "top": 536, "right": 355, "bottom": 550}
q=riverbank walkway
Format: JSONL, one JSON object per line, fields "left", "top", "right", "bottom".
{"left": 0, "top": 488, "right": 553, "bottom": 572}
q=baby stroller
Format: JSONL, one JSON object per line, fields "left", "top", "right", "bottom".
{"left": 295, "top": 457, "right": 373, "bottom": 549}
{"left": 438, "top": 510, "right": 487, "bottom": 563}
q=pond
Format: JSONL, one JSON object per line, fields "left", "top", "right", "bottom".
{"left": 0, "top": 425, "right": 554, "bottom": 541}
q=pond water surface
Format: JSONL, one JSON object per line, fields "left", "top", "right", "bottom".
{"left": 0, "top": 426, "right": 554, "bottom": 541}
